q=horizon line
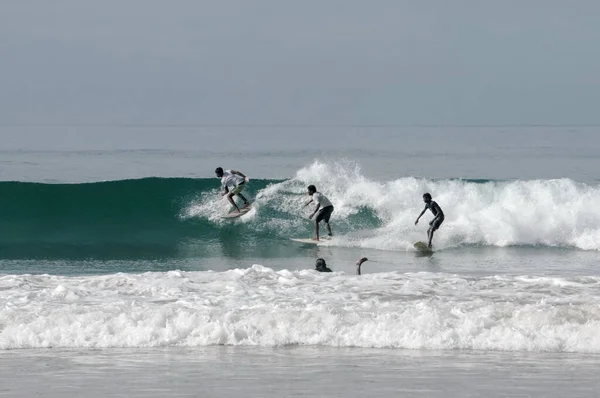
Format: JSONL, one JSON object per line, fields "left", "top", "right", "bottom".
{"left": 0, "top": 123, "right": 598, "bottom": 128}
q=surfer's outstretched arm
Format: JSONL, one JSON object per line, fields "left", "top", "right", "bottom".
{"left": 356, "top": 257, "right": 368, "bottom": 275}
{"left": 415, "top": 207, "right": 426, "bottom": 224}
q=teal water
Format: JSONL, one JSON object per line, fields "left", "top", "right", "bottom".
{"left": 0, "top": 178, "right": 255, "bottom": 260}
{"left": 0, "top": 177, "right": 383, "bottom": 262}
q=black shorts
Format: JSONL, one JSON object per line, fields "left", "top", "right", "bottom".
{"left": 316, "top": 205, "right": 334, "bottom": 223}
{"left": 430, "top": 216, "right": 444, "bottom": 231}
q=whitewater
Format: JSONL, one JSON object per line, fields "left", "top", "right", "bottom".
{"left": 2, "top": 266, "right": 600, "bottom": 352}
{"left": 189, "top": 161, "right": 600, "bottom": 251}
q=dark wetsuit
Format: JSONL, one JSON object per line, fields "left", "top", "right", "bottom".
{"left": 316, "top": 266, "right": 332, "bottom": 272}
{"left": 425, "top": 201, "right": 444, "bottom": 230}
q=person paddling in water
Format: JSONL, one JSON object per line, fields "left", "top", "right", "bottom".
{"left": 314, "top": 257, "right": 369, "bottom": 274}
{"left": 215, "top": 167, "right": 250, "bottom": 213}
{"left": 414, "top": 192, "right": 444, "bottom": 248}
{"left": 304, "top": 185, "right": 334, "bottom": 241}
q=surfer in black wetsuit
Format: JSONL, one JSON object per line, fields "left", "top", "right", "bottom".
{"left": 414, "top": 193, "right": 444, "bottom": 249}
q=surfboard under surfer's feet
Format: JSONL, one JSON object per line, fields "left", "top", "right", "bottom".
{"left": 311, "top": 236, "right": 333, "bottom": 241}
{"left": 221, "top": 206, "right": 251, "bottom": 219}
{"left": 413, "top": 241, "right": 433, "bottom": 253}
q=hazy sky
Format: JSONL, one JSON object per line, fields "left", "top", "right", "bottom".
{"left": 2, "top": 0, "right": 599, "bottom": 126}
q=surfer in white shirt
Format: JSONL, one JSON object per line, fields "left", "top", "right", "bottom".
{"left": 304, "top": 185, "right": 334, "bottom": 241}
{"left": 215, "top": 167, "right": 250, "bottom": 213}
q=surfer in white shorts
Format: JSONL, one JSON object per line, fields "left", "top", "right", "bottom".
{"left": 215, "top": 167, "right": 250, "bottom": 213}
{"left": 304, "top": 185, "right": 334, "bottom": 241}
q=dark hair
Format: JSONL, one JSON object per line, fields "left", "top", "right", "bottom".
{"left": 308, "top": 185, "right": 317, "bottom": 193}
{"left": 315, "top": 258, "right": 326, "bottom": 268}
{"left": 215, "top": 167, "right": 223, "bottom": 174}
{"left": 423, "top": 193, "right": 432, "bottom": 200}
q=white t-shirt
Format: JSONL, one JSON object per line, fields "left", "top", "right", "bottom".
{"left": 221, "top": 170, "right": 245, "bottom": 188}
{"left": 313, "top": 192, "right": 332, "bottom": 208}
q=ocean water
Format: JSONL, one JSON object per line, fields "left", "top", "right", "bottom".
{"left": 1, "top": 126, "right": 600, "bottom": 397}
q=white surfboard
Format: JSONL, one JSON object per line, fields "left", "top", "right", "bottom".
{"left": 413, "top": 241, "right": 433, "bottom": 253}
{"left": 290, "top": 238, "right": 320, "bottom": 245}
{"left": 290, "top": 237, "right": 332, "bottom": 245}
{"left": 221, "top": 206, "right": 251, "bottom": 219}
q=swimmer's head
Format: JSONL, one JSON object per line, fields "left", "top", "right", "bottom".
{"left": 315, "top": 258, "right": 326, "bottom": 270}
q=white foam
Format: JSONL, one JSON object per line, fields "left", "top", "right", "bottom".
{"left": 2, "top": 268, "right": 600, "bottom": 352}
{"left": 273, "top": 161, "right": 600, "bottom": 251}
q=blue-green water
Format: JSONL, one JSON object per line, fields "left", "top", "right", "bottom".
{"left": 1, "top": 127, "right": 600, "bottom": 354}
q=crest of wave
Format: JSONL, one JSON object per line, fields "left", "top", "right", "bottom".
{"left": 179, "top": 160, "right": 600, "bottom": 250}
{"left": 265, "top": 161, "right": 600, "bottom": 250}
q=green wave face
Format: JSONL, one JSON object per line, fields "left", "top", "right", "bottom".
{"left": 0, "top": 178, "right": 247, "bottom": 259}
{"left": 0, "top": 178, "right": 380, "bottom": 260}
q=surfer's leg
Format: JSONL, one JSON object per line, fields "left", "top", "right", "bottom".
{"left": 237, "top": 192, "right": 250, "bottom": 206}
{"left": 428, "top": 217, "right": 443, "bottom": 248}
{"left": 427, "top": 228, "right": 434, "bottom": 248}
{"left": 325, "top": 222, "right": 332, "bottom": 236}
{"left": 232, "top": 184, "right": 250, "bottom": 206}
{"left": 314, "top": 208, "right": 328, "bottom": 240}
{"left": 227, "top": 192, "right": 240, "bottom": 212}
{"left": 322, "top": 206, "right": 333, "bottom": 236}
